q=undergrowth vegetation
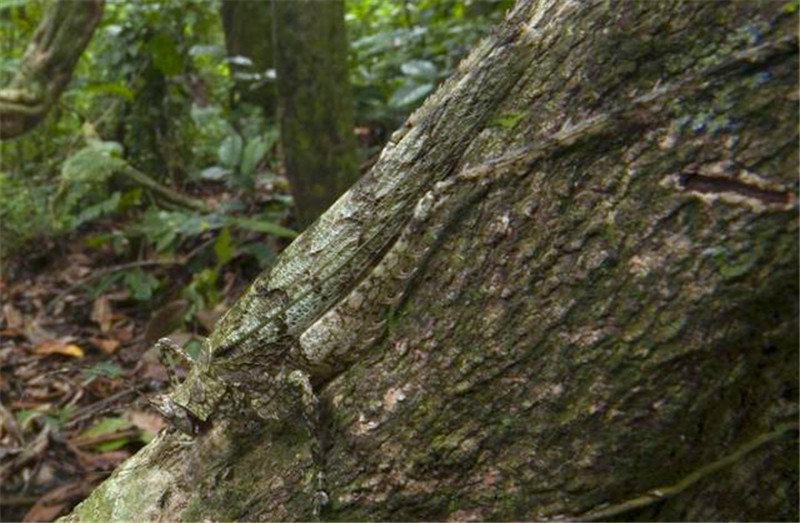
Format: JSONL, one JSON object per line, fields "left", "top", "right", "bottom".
{"left": 0, "top": 0, "right": 509, "bottom": 324}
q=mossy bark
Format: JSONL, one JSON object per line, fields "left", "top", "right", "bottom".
{"left": 0, "top": 0, "right": 104, "bottom": 139}
{"left": 64, "top": 1, "right": 798, "bottom": 521}
{"left": 273, "top": 0, "right": 359, "bottom": 228}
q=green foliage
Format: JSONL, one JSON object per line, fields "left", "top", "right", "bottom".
{"left": 16, "top": 405, "right": 75, "bottom": 431}
{"left": 82, "top": 361, "right": 124, "bottom": 380}
{"left": 0, "top": 0, "right": 503, "bottom": 323}
{"left": 123, "top": 268, "right": 161, "bottom": 301}
{"left": 78, "top": 417, "right": 138, "bottom": 451}
{"left": 54, "top": 140, "right": 129, "bottom": 230}
{"left": 200, "top": 111, "right": 280, "bottom": 189}
{"left": 347, "top": 0, "right": 512, "bottom": 124}
{"left": 0, "top": 172, "right": 54, "bottom": 257}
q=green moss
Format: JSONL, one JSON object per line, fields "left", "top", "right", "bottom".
{"left": 711, "top": 244, "right": 763, "bottom": 281}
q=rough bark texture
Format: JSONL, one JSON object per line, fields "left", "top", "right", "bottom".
{"left": 65, "top": 1, "right": 798, "bottom": 521}
{"left": 273, "top": 0, "right": 359, "bottom": 227}
{"left": 221, "top": 0, "right": 276, "bottom": 115}
{"left": 0, "top": 0, "right": 104, "bottom": 139}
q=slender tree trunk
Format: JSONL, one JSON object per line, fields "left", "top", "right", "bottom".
{"left": 64, "top": 1, "right": 798, "bottom": 521}
{"left": 0, "top": 0, "right": 104, "bottom": 139}
{"left": 220, "top": 0, "right": 276, "bottom": 116}
{"left": 273, "top": 0, "right": 359, "bottom": 228}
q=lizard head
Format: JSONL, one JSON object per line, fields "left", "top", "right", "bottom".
{"left": 148, "top": 393, "right": 207, "bottom": 436}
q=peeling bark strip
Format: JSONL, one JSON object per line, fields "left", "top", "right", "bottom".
{"left": 65, "top": 1, "right": 798, "bottom": 521}
{"left": 0, "top": 0, "right": 104, "bottom": 139}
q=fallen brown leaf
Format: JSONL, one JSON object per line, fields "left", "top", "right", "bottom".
{"left": 32, "top": 340, "right": 84, "bottom": 359}
{"left": 2, "top": 303, "right": 24, "bottom": 329}
{"left": 90, "top": 296, "right": 113, "bottom": 333}
{"left": 88, "top": 337, "right": 120, "bottom": 355}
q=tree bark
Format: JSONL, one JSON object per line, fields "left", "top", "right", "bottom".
{"left": 0, "top": 0, "right": 104, "bottom": 139}
{"left": 273, "top": 0, "right": 359, "bottom": 228}
{"left": 64, "top": 1, "right": 798, "bottom": 521}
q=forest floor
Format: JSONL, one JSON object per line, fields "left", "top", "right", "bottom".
{"left": 0, "top": 190, "right": 290, "bottom": 522}
{"left": 0, "top": 121, "right": 384, "bottom": 523}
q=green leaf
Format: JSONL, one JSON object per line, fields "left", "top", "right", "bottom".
{"left": 491, "top": 112, "right": 525, "bottom": 129}
{"left": 84, "top": 82, "right": 135, "bottom": 101}
{"left": 199, "top": 166, "right": 230, "bottom": 181}
{"left": 82, "top": 361, "right": 123, "bottom": 380}
{"left": 148, "top": 33, "right": 183, "bottom": 76}
{"left": 388, "top": 82, "right": 434, "bottom": 108}
{"left": 123, "top": 268, "right": 160, "bottom": 301}
{"left": 401, "top": 59, "right": 437, "bottom": 80}
{"left": 78, "top": 417, "right": 133, "bottom": 451}
{"left": 240, "top": 136, "right": 270, "bottom": 177}
{"left": 72, "top": 191, "right": 121, "bottom": 228}
{"left": 218, "top": 135, "right": 243, "bottom": 169}
{"left": 80, "top": 417, "right": 129, "bottom": 438}
{"left": 15, "top": 409, "right": 41, "bottom": 429}
{"left": 213, "top": 227, "right": 235, "bottom": 266}
{"left": 61, "top": 144, "right": 126, "bottom": 183}
{"left": 224, "top": 216, "right": 298, "bottom": 239}
{"left": 41, "top": 405, "right": 75, "bottom": 430}
{"left": 96, "top": 438, "right": 134, "bottom": 452}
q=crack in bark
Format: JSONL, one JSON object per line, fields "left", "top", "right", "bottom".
{"left": 678, "top": 171, "right": 792, "bottom": 206}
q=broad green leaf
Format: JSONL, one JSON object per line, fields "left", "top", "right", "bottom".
{"left": 388, "top": 82, "right": 434, "bottom": 108}
{"left": 78, "top": 417, "right": 133, "bottom": 451}
{"left": 96, "top": 438, "right": 135, "bottom": 452}
{"left": 213, "top": 227, "right": 235, "bottom": 266}
{"left": 72, "top": 191, "right": 121, "bottom": 228}
{"left": 241, "top": 136, "right": 269, "bottom": 177}
{"left": 61, "top": 145, "right": 126, "bottom": 183}
{"left": 224, "top": 216, "right": 298, "bottom": 239}
{"left": 401, "top": 59, "right": 437, "bottom": 80}
{"left": 80, "top": 417, "right": 129, "bottom": 438}
{"left": 218, "top": 135, "right": 243, "bottom": 169}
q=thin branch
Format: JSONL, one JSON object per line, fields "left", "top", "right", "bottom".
{"left": 576, "top": 422, "right": 800, "bottom": 521}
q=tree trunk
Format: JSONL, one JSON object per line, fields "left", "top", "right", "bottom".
{"left": 64, "top": 1, "right": 798, "bottom": 521}
{"left": 0, "top": 0, "right": 104, "bottom": 139}
{"left": 220, "top": 0, "right": 276, "bottom": 116}
{"left": 273, "top": 0, "right": 359, "bottom": 228}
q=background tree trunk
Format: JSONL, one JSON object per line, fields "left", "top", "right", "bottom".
{"left": 0, "top": 0, "right": 104, "bottom": 139}
{"left": 273, "top": 0, "right": 359, "bottom": 228}
{"left": 220, "top": 0, "right": 276, "bottom": 116}
{"left": 64, "top": 1, "right": 798, "bottom": 521}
